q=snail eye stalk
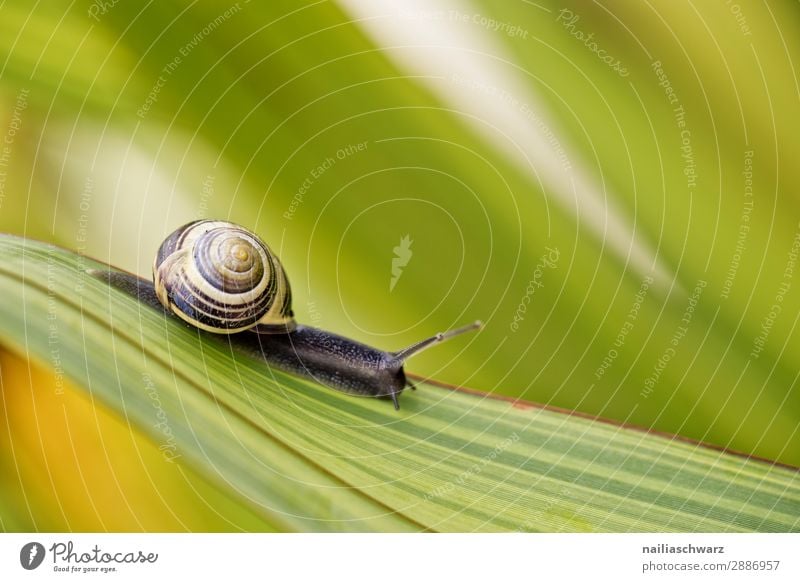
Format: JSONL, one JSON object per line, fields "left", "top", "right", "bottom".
{"left": 391, "top": 321, "right": 483, "bottom": 363}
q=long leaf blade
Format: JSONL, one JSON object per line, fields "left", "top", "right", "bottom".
{"left": 0, "top": 236, "right": 797, "bottom": 532}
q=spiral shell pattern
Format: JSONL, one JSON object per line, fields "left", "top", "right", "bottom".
{"left": 153, "top": 220, "right": 295, "bottom": 333}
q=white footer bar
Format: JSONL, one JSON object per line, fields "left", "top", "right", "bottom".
{"left": 1, "top": 533, "right": 797, "bottom": 581}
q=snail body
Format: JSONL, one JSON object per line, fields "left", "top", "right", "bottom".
{"left": 249, "top": 325, "right": 408, "bottom": 405}
{"left": 145, "top": 220, "right": 480, "bottom": 409}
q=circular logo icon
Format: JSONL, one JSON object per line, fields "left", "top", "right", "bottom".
{"left": 19, "top": 542, "right": 45, "bottom": 570}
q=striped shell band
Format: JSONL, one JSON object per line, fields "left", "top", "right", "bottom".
{"left": 153, "top": 220, "right": 295, "bottom": 333}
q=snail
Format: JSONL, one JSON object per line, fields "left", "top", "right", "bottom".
{"left": 97, "top": 220, "right": 481, "bottom": 409}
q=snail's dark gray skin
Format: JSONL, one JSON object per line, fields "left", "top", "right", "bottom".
{"left": 249, "top": 321, "right": 481, "bottom": 408}
{"left": 91, "top": 220, "right": 481, "bottom": 409}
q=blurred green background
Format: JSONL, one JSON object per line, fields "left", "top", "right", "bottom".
{"left": 1, "top": 0, "right": 798, "bottom": 530}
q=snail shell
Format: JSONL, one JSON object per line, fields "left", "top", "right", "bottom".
{"left": 153, "top": 220, "right": 295, "bottom": 334}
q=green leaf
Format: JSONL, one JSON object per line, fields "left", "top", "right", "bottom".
{"left": 1, "top": 235, "right": 798, "bottom": 532}
{"left": 3, "top": 0, "right": 799, "bottom": 468}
